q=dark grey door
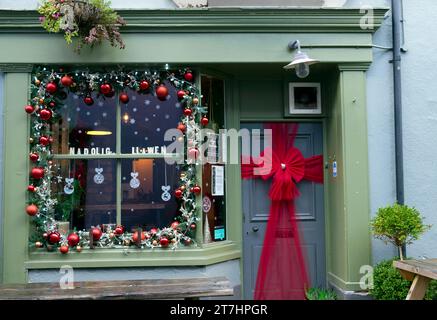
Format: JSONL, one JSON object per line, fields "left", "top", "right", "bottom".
{"left": 241, "top": 122, "right": 326, "bottom": 299}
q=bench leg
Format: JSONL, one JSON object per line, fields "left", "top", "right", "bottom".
{"left": 406, "top": 275, "right": 430, "bottom": 300}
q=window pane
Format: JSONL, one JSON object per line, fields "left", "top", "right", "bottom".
{"left": 51, "top": 92, "right": 117, "bottom": 154}
{"left": 52, "top": 159, "right": 117, "bottom": 230}
{"left": 201, "top": 75, "right": 227, "bottom": 242}
{"left": 121, "top": 82, "right": 183, "bottom": 154}
{"left": 121, "top": 158, "right": 181, "bottom": 232}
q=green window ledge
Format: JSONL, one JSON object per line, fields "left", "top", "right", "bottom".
{"left": 25, "top": 241, "right": 241, "bottom": 269}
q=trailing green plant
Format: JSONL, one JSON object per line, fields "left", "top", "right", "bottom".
{"left": 305, "top": 288, "right": 337, "bottom": 300}
{"left": 370, "top": 259, "right": 437, "bottom": 300}
{"left": 371, "top": 203, "right": 431, "bottom": 260}
{"left": 38, "top": 0, "right": 125, "bottom": 53}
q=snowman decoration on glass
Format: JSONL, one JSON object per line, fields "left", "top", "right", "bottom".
{"left": 129, "top": 171, "right": 140, "bottom": 189}
{"left": 64, "top": 178, "right": 75, "bottom": 195}
{"left": 93, "top": 167, "right": 105, "bottom": 184}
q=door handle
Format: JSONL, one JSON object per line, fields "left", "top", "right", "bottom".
{"left": 252, "top": 226, "right": 259, "bottom": 232}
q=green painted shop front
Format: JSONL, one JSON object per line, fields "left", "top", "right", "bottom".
{"left": 0, "top": 8, "right": 387, "bottom": 296}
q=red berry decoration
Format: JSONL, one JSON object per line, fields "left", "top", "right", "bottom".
{"left": 49, "top": 102, "right": 56, "bottom": 108}
{"left": 100, "top": 83, "right": 112, "bottom": 95}
{"left": 174, "top": 188, "right": 183, "bottom": 199}
{"left": 29, "top": 153, "right": 39, "bottom": 162}
{"left": 184, "top": 72, "right": 194, "bottom": 82}
{"left": 31, "top": 167, "right": 44, "bottom": 179}
{"left": 177, "top": 90, "right": 186, "bottom": 100}
{"left": 46, "top": 82, "right": 57, "bottom": 94}
{"left": 183, "top": 108, "right": 192, "bottom": 116}
{"left": 150, "top": 228, "right": 158, "bottom": 235}
{"left": 59, "top": 245, "right": 69, "bottom": 254}
{"left": 156, "top": 85, "right": 169, "bottom": 101}
{"left": 25, "top": 105, "right": 35, "bottom": 114}
{"left": 39, "top": 136, "right": 50, "bottom": 146}
{"left": 27, "top": 185, "right": 36, "bottom": 192}
{"left": 201, "top": 117, "right": 209, "bottom": 126}
{"left": 177, "top": 123, "right": 186, "bottom": 132}
{"left": 192, "top": 185, "right": 201, "bottom": 195}
{"left": 119, "top": 93, "right": 129, "bottom": 104}
{"left": 190, "top": 223, "right": 197, "bottom": 230}
{"left": 160, "top": 237, "right": 169, "bottom": 247}
{"left": 91, "top": 227, "right": 102, "bottom": 241}
{"left": 67, "top": 233, "right": 80, "bottom": 247}
{"left": 84, "top": 96, "right": 94, "bottom": 106}
{"left": 26, "top": 204, "right": 38, "bottom": 216}
{"left": 132, "top": 231, "right": 146, "bottom": 242}
{"left": 184, "top": 238, "right": 192, "bottom": 246}
{"left": 139, "top": 80, "right": 150, "bottom": 91}
{"left": 39, "top": 109, "right": 52, "bottom": 121}
{"left": 48, "top": 232, "right": 61, "bottom": 244}
{"left": 61, "top": 75, "right": 73, "bottom": 87}
{"left": 171, "top": 221, "right": 180, "bottom": 230}
{"left": 114, "top": 225, "right": 124, "bottom": 235}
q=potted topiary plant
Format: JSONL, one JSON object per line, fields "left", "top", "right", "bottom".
{"left": 38, "top": 0, "right": 125, "bottom": 53}
{"left": 371, "top": 203, "right": 431, "bottom": 260}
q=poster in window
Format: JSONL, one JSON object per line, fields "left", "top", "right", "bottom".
{"left": 211, "top": 165, "right": 224, "bottom": 196}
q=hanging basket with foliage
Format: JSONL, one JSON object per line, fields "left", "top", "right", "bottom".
{"left": 38, "top": 0, "right": 125, "bottom": 53}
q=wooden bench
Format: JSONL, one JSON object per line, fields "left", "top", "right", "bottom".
{"left": 393, "top": 259, "right": 437, "bottom": 300}
{"left": 0, "top": 276, "right": 233, "bottom": 300}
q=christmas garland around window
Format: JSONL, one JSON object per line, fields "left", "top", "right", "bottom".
{"left": 25, "top": 66, "right": 208, "bottom": 254}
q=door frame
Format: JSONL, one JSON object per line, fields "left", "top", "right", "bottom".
{"left": 238, "top": 117, "right": 329, "bottom": 299}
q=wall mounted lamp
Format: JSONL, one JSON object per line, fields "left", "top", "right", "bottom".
{"left": 283, "top": 40, "right": 319, "bottom": 78}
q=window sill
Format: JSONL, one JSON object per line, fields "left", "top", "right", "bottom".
{"left": 25, "top": 241, "right": 241, "bottom": 269}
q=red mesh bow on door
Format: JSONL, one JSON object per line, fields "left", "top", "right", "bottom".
{"left": 241, "top": 123, "right": 323, "bottom": 300}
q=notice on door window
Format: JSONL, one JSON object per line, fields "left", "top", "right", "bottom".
{"left": 212, "top": 165, "right": 224, "bottom": 196}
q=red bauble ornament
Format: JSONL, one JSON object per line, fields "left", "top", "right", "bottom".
{"left": 175, "top": 188, "right": 183, "bottom": 199}
{"left": 184, "top": 72, "right": 194, "bottom": 82}
{"left": 188, "top": 148, "right": 199, "bottom": 161}
{"left": 27, "top": 185, "right": 36, "bottom": 192}
{"left": 100, "top": 83, "right": 112, "bottom": 95}
{"left": 84, "top": 96, "right": 94, "bottom": 106}
{"left": 177, "top": 90, "right": 186, "bottom": 100}
{"left": 61, "top": 75, "right": 73, "bottom": 87}
{"left": 156, "top": 85, "right": 169, "bottom": 101}
{"left": 192, "top": 185, "right": 201, "bottom": 195}
{"left": 48, "top": 232, "right": 61, "bottom": 244}
{"left": 46, "top": 82, "right": 57, "bottom": 94}
{"left": 39, "top": 136, "right": 50, "bottom": 146}
{"left": 59, "top": 245, "right": 69, "bottom": 254}
{"left": 25, "top": 105, "right": 35, "bottom": 114}
{"left": 29, "top": 153, "right": 39, "bottom": 162}
{"left": 183, "top": 108, "right": 192, "bottom": 116}
{"left": 201, "top": 117, "right": 209, "bottom": 126}
{"left": 119, "top": 93, "right": 129, "bottom": 104}
{"left": 26, "top": 204, "right": 38, "bottom": 216}
{"left": 160, "top": 237, "right": 169, "bottom": 247}
{"left": 177, "top": 123, "right": 186, "bottom": 132}
{"left": 43, "top": 232, "right": 48, "bottom": 239}
{"left": 171, "top": 221, "right": 180, "bottom": 230}
{"left": 39, "top": 109, "right": 52, "bottom": 121}
{"left": 139, "top": 80, "right": 150, "bottom": 91}
{"left": 114, "top": 225, "right": 124, "bottom": 235}
{"left": 132, "top": 231, "right": 146, "bottom": 242}
{"left": 67, "top": 233, "right": 80, "bottom": 247}
{"left": 91, "top": 227, "right": 102, "bottom": 241}
{"left": 31, "top": 167, "right": 44, "bottom": 179}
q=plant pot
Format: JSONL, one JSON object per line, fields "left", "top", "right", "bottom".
{"left": 56, "top": 221, "right": 70, "bottom": 236}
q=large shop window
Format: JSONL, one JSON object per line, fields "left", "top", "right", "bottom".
{"left": 28, "top": 68, "right": 228, "bottom": 253}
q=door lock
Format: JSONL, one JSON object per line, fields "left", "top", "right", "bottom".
{"left": 252, "top": 226, "right": 259, "bottom": 232}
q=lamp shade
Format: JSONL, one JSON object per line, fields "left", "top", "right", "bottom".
{"left": 283, "top": 51, "right": 319, "bottom": 70}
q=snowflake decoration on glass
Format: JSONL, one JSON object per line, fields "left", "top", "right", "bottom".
{"left": 102, "top": 112, "right": 107, "bottom": 117}
{"left": 156, "top": 105, "right": 161, "bottom": 110}
{"left": 133, "top": 108, "right": 137, "bottom": 112}
{"left": 129, "top": 118, "right": 136, "bottom": 124}
{"left": 165, "top": 114, "right": 170, "bottom": 119}
{"left": 144, "top": 100, "right": 151, "bottom": 106}
{"left": 73, "top": 95, "right": 79, "bottom": 100}
{"left": 98, "top": 101, "right": 104, "bottom": 107}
